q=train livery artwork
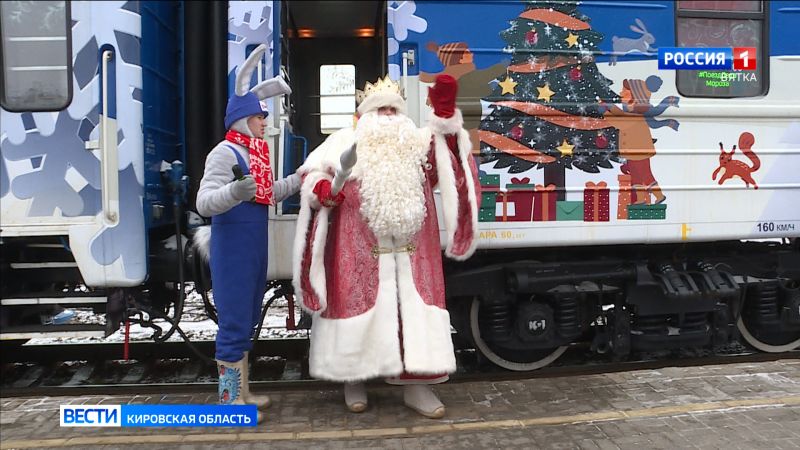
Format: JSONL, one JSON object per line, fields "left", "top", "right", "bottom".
{"left": 1, "top": 0, "right": 799, "bottom": 370}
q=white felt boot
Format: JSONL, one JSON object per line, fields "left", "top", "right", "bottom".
{"left": 241, "top": 351, "right": 271, "bottom": 410}
{"left": 403, "top": 384, "right": 445, "bottom": 419}
{"left": 344, "top": 382, "right": 368, "bottom": 413}
{"left": 217, "top": 357, "right": 263, "bottom": 424}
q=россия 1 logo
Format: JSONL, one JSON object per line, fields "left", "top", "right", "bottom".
{"left": 658, "top": 47, "right": 757, "bottom": 71}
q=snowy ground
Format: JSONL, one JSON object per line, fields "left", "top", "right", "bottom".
{"left": 26, "top": 283, "right": 308, "bottom": 345}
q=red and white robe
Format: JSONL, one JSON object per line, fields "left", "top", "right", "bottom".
{"left": 292, "top": 110, "right": 480, "bottom": 382}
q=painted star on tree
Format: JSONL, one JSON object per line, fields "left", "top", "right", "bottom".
{"left": 499, "top": 76, "right": 518, "bottom": 95}
{"left": 537, "top": 83, "right": 555, "bottom": 102}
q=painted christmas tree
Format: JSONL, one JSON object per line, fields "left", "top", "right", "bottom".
{"left": 479, "top": 1, "right": 621, "bottom": 200}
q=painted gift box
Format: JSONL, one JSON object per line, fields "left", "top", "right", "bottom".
{"left": 584, "top": 181, "right": 610, "bottom": 222}
{"left": 504, "top": 177, "right": 535, "bottom": 222}
{"left": 627, "top": 203, "right": 667, "bottom": 220}
{"left": 617, "top": 174, "right": 632, "bottom": 220}
{"left": 481, "top": 185, "right": 502, "bottom": 222}
{"left": 533, "top": 184, "right": 557, "bottom": 222}
{"left": 481, "top": 191, "right": 497, "bottom": 209}
{"left": 556, "top": 201, "right": 584, "bottom": 221}
{"left": 479, "top": 208, "right": 497, "bottom": 222}
{"left": 480, "top": 174, "right": 500, "bottom": 188}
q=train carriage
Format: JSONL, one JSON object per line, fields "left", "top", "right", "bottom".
{"left": 1, "top": 0, "right": 798, "bottom": 368}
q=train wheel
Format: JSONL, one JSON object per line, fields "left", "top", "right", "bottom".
{"left": 737, "top": 318, "right": 800, "bottom": 353}
{"left": 469, "top": 297, "right": 567, "bottom": 371}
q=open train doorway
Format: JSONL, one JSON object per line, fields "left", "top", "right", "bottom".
{"left": 280, "top": 1, "right": 386, "bottom": 195}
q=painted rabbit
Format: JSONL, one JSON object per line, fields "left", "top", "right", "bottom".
{"left": 610, "top": 19, "right": 655, "bottom": 65}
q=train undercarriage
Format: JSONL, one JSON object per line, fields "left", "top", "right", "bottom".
{"left": 2, "top": 237, "right": 799, "bottom": 370}
{"left": 446, "top": 239, "right": 800, "bottom": 370}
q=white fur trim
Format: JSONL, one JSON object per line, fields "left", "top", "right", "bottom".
{"left": 298, "top": 127, "right": 355, "bottom": 177}
{"left": 395, "top": 250, "right": 457, "bottom": 375}
{"left": 426, "top": 109, "right": 464, "bottom": 136}
{"left": 291, "top": 192, "right": 312, "bottom": 312}
{"left": 357, "top": 93, "right": 406, "bottom": 116}
{"left": 293, "top": 128, "right": 357, "bottom": 314}
{"left": 306, "top": 208, "right": 330, "bottom": 313}
{"left": 308, "top": 236, "right": 403, "bottom": 381}
{"left": 455, "top": 128, "right": 480, "bottom": 260}
{"left": 193, "top": 225, "right": 211, "bottom": 262}
{"left": 433, "top": 128, "right": 479, "bottom": 260}
{"left": 307, "top": 236, "right": 456, "bottom": 381}
{"left": 292, "top": 173, "right": 333, "bottom": 314}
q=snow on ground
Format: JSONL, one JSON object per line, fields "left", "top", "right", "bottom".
{"left": 26, "top": 283, "right": 308, "bottom": 345}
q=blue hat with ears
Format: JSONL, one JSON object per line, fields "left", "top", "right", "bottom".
{"left": 225, "top": 44, "right": 292, "bottom": 130}
{"left": 224, "top": 91, "right": 268, "bottom": 130}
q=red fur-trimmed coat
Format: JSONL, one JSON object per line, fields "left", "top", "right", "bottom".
{"left": 292, "top": 110, "right": 480, "bottom": 382}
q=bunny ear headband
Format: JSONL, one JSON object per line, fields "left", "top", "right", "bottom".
{"left": 236, "top": 43, "right": 292, "bottom": 100}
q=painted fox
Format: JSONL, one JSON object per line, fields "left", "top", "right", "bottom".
{"left": 712, "top": 132, "right": 760, "bottom": 189}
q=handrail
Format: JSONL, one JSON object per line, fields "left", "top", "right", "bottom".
{"left": 100, "top": 49, "right": 119, "bottom": 225}
{"left": 402, "top": 51, "right": 409, "bottom": 97}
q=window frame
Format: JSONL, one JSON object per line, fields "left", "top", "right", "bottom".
{"left": 318, "top": 64, "right": 356, "bottom": 135}
{"left": 674, "top": 0, "right": 770, "bottom": 98}
{"left": 0, "top": 0, "right": 74, "bottom": 112}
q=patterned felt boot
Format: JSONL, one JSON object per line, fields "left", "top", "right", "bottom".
{"left": 403, "top": 384, "right": 445, "bottom": 419}
{"left": 344, "top": 382, "right": 368, "bottom": 413}
{"left": 217, "top": 358, "right": 263, "bottom": 424}
{"left": 241, "top": 351, "right": 271, "bottom": 410}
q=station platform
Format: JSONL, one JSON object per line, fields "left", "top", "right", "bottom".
{"left": 1, "top": 359, "right": 799, "bottom": 449}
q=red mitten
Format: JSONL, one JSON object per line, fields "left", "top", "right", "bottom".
{"left": 428, "top": 74, "right": 458, "bottom": 118}
{"left": 313, "top": 179, "right": 345, "bottom": 207}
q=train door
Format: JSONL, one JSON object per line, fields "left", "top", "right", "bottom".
{"left": 282, "top": 0, "right": 386, "bottom": 156}
{"left": 262, "top": 0, "right": 386, "bottom": 279}
{"left": 0, "top": 2, "right": 185, "bottom": 338}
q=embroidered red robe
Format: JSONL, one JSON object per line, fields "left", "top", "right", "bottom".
{"left": 292, "top": 112, "right": 480, "bottom": 382}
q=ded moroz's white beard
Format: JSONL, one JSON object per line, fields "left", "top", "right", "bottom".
{"left": 353, "top": 111, "right": 431, "bottom": 243}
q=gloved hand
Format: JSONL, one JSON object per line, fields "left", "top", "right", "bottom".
{"left": 428, "top": 74, "right": 458, "bottom": 119}
{"left": 230, "top": 176, "right": 257, "bottom": 202}
{"left": 313, "top": 179, "right": 345, "bottom": 207}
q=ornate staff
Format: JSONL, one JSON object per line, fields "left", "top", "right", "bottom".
{"left": 331, "top": 143, "right": 357, "bottom": 196}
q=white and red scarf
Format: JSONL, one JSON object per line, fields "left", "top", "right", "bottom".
{"left": 225, "top": 130, "right": 274, "bottom": 205}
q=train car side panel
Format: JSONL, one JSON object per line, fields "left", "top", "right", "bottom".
{"left": 390, "top": 0, "right": 800, "bottom": 249}
{"left": 1, "top": 1, "right": 148, "bottom": 286}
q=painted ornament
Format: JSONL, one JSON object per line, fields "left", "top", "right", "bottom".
{"left": 595, "top": 133, "right": 609, "bottom": 149}
{"left": 525, "top": 30, "right": 538, "bottom": 45}
{"left": 569, "top": 66, "right": 582, "bottom": 81}
{"left": 511, "top": 124, "right": 524, "bottom": 140}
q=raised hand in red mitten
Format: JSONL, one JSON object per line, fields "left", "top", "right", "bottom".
{"left": 428, "top": 74, "right": 458, "bottom": 119}
{"left": 313, "top": 179, "right": 345, "bottom": 208}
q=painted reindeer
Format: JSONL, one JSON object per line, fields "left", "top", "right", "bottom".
{"left": 712, "top": 132, "right": 760, "bottom": 189}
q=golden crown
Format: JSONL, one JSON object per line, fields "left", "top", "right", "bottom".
{"left": 355, "top": 75, "right": 404, "bottom": 104}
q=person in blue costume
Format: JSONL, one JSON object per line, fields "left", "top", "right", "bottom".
{"left": 194, "top": 45, "right": 299, "bottom": 424}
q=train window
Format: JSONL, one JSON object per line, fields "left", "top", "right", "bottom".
{"left": 675, "top": 1, "right": 767, "bottom": 98}
{"left": 319, "top": 64, "right": 355, "bottom": 134}
{"left": 677, "top": 1, "right": 761, "bottom": 12}
{"left": 0, "top": 0, "right": 73, "bottom": 112}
